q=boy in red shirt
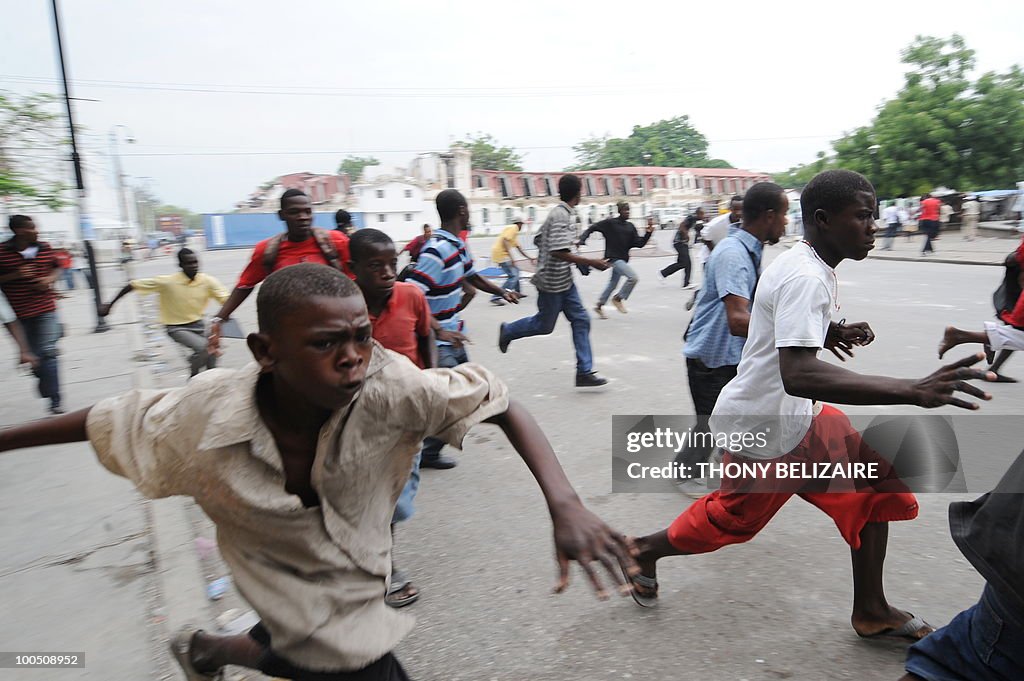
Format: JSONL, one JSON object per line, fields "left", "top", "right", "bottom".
{"left": 348, "top": 227, "right": 466, "bottom": 608}
{"left": 208, "top": 189, "right": 352, "bottom": 354}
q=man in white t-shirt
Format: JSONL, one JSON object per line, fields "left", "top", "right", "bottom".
{"left": 624, "top": 170, "right": 997, "bottom": 643}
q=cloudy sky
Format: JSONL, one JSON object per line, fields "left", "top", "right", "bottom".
{"left": 3, "top": 0, "right": 1023, "bottom": 212}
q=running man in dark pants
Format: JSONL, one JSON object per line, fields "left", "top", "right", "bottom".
{"left": 0, "top": 215, "right": 64, "bottom": 414}
{"left": 673, "top": 184, "right": 787, "bottom": 496}
{"left": 659, "top": 208, "right": 703, "bottom": 288}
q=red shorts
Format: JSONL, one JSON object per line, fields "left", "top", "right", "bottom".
{"left": 667, "top": 405, "right": 919, "bottom": 553}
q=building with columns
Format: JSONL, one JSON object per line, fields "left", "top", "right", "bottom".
{"left": 228, "top": 147, "right": 772, "bottom": 242}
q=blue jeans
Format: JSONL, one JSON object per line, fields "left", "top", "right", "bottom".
{"left": 502, "top": 284, "right": 593, "bottom": 374}
{"left": 421, "top": 344, "right": 470, "bottom": 460}
{"left": 598, "top": 259, "right": 638, "bottom": 306}
{"left": 491, "top": 261, "right": 520, "bottom": 301}
{"left": 20, "top": 311, "right": 62, "bottom": 408}
{"left": 392, "top": 451, "right": 422, "bottom": 524}
{"left": 905, "top": 584, "right": 1024, "bottom": 680}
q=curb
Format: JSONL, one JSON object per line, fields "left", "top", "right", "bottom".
{"left": 866, "top": 254, "right": 1002, "bottom": 266}
{"left": 126, "top": 306, "right": 214, "bottom": 675}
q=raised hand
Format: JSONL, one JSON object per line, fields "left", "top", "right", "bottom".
{"left": 825, "top": 321, "right": 875, "bottom": 361}
{"left": 911, "top": 352, "right": 996, "bottom": 409}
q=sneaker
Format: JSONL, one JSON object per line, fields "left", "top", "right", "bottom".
{"left": 685, "top": 295, "right": 696, "bottom": 311}
{"left": 49, "top": 404, "right": 65, "bottom": 415}
{"left": 498, "top": 322, "right": 510, "bottom": 354}
{"left": 612, "top": 297, "right": 627, "bottom": 314}
{"left": 421, "top": 454, "right": 458, "bottom": 469}
{"left": 490, "top": 298, "right": 505, "bottom": 306}
{"left": 594, "top": 305, "right": 607, "bottom": 320}
{"left": 682, "top": 284, "right": 695, "bottom": 290}
{"left": 575, "top": 371, "right": 608, "bottom": 388}
{"left": 675, "top": 477, "right": 710, "bottom": 499}
{"left": 658, "top": 273, "right": 667, "bottom": 286}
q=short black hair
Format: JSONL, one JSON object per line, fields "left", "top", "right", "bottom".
{"left": 742, "top": 182, "right": 786, "bottom": 223}
{"left": 177, "top": 247, "right": 196, "bottom": 265}
{"left": 334, "top": 209, "right": 351, "bottom": 227}
{"left": 280, "top": 188, "right": 307, "bottom": 210}
{"left": 8, "top": 214, "right": 32, "bottom": 230}
{"left": 801, "top": 170, "right": 875, "bottom": 226}
{"left": 435, "top": 189, "right": 467, "bottom": 222}
{"left": 730, "top": 194, "right": 744, "bottom": 205}
{"left": 348, "top": 227, "right": 395, "bottom": 262}
{"left": 257, "top": 263, "right": 361, "bottom": 333}
{"left": 558, "top": 174, "right": 582, "bottom": 202}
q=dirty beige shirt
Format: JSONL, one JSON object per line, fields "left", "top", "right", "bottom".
{"left": 85, "top": 344, "right": 509, "bottom": 672}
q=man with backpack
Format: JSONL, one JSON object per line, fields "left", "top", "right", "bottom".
{"left": 208, "top": 189, "right": 352, "bottom": 354}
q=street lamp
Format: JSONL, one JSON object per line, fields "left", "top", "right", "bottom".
{"left": 109, "top": 125, "right": 137, "bottom": 240}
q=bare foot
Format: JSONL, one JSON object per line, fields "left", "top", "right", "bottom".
{"left": 852, "top": 607, "right": 934, "bottom": 641}
{"left": 937, "top": 326, "right": 961, "bottom": 359}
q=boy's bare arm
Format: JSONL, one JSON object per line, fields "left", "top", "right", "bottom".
{"left": 417, "top": 328, "right": 438, "bottom": 369}
{"left": 0, "top": 408, "right": 92, "bottom": 452}
{"left": 484, "top": 400, "right": 638, "bottom": 599}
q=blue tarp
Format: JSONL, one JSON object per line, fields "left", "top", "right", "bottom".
{"left": 202, "top": 212, "right": 366, "bottom": 249}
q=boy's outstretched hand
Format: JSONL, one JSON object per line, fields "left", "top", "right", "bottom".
{"left": 551, "top": 503, "right": 639, "bottom": 600}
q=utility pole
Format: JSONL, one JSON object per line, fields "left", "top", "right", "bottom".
{"left": 51, "top": 0, "right": 107, "bottom": 332}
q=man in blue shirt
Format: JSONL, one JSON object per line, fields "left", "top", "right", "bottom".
{"left": 674, "top": 183, "right": 788, "bottom": 495}
{"left": 407, "top": 189, "right": 519, "bottom": 468}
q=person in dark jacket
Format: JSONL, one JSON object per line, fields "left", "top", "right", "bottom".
{"left": 579, "top": 202, "right": 654, "bottom": 318}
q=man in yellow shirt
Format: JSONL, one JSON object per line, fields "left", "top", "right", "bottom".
{"left": 489, "top": 216, "right": 535, "bottom": 306}
{"left": 99, "top": 248, "right": 229, "bottom": 376}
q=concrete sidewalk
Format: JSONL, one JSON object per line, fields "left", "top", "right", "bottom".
{"left": 865, "top": 229, "right": 1017, "bottom": 266}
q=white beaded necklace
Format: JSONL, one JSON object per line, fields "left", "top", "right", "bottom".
{"left": 801, "top": 240, "right": 840, "bottom": 312}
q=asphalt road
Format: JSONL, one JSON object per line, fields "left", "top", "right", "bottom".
{"left": 1, "top": 232, "right": 1019, "bottom": 680}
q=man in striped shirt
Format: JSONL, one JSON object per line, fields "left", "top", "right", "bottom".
{"left": 0, "top": 215, "right": 64, "bottom": 413}
{"left": 498, "top": 175, "right": 610, "bottom": 388}
{"left": 407, "top": 189, "right": 519, "bottom": 468}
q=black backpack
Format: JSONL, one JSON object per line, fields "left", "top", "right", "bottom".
{"left": 993, "top": 253, "right": 1022, "bottom": 322}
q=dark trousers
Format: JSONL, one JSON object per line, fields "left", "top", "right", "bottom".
{"left": 660, "top": 242, "right": 691, "bottom": 286}
{"left": 921, "top": 219, "right": 938, "bottom": 253}
{"left": 421, "top": 344, "right": 470, "bottom": 461}
{"left": 21, "top": 311, "right": 62, "bottom": 408}
{"left": 250, "top": 623, "right": 411, "bottom": 680}
{"left": 673, "top": 358, "right": 738, "bottom": 469}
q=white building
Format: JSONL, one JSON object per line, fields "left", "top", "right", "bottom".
{"left": 352, "top": 168, "right": 434, "bottom": 241}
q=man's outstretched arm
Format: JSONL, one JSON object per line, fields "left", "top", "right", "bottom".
{"left": 779, "top": 348, "right": 995, "bottom": 409}
{"left": 98, "top": 284, "right": 134, "bottom": 317}
{"left": 484, "top": 400, "right": 638, "bottom": 599}
{"left": 0, "top": 408, "right": 92, "bottom": 452}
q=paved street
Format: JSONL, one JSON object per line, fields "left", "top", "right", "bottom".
{"left": 1, "top": 232, "right": 1022, "bottom": 680}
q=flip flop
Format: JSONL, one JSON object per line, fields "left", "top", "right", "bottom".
{"left": 858, "top": 614, "right": 933, "bottom": 642}
{"left": 386, "top": 570, "right": 420, "bottom": 609}
{"left": 621, "top": 565, "right": 659, "bottom": 608}
{"left": 169, "top": 627, "right": 219, "bottom": 680}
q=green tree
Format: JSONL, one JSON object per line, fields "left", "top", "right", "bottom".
{"left": 337, "top": 156, "right": 380, "bottom": 180}
{"left": 773, "top": 152, "right": 835, "bottom": 190}
{"left": 570, "top": 116, "right": 732, "bottom": 170}
{"left": 454, "top": 133, "right": 523, "bottom": 171}
{"left": 829, "top": 34, "right": 1024, "bottom": 197}
{"left": 0, "top": 91, "right": 69, "bottom": 210}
